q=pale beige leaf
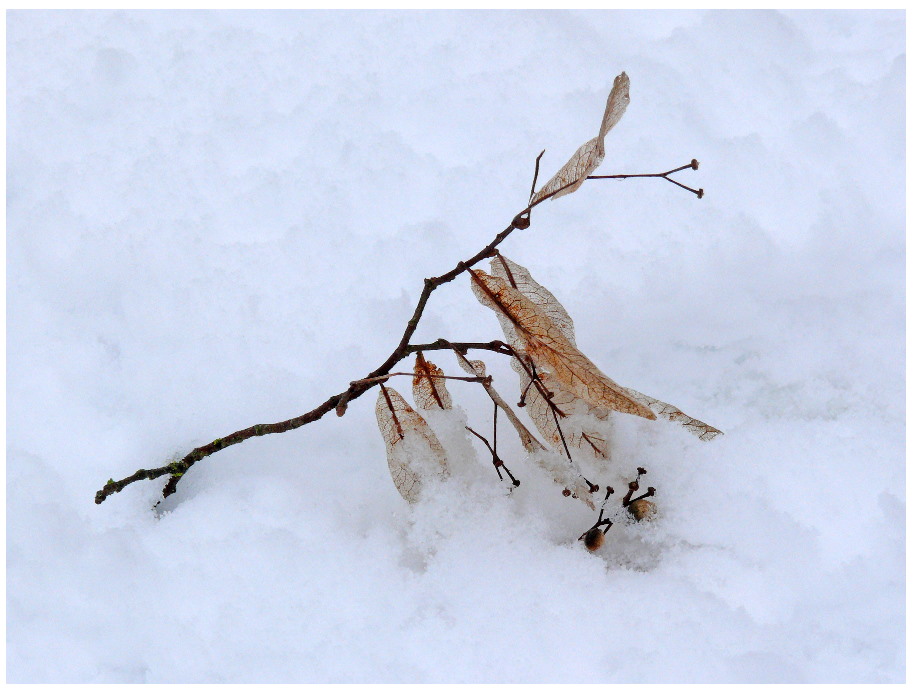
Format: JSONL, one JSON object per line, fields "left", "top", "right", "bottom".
{"left": 490, "top": 253, "right": 722, "bottom": 442}
{"left": 514, "top": 361, "right": 611, "bottom": 460}
{"left": 622, "top": 387, "right": 723, "bottom": 441}
{"left": 452, "top": 351, "right": 545, "bottom": 454}
{"left": 598, "top": 71, "right": 631, "bottom": 140}
{"left": 490, "top": 254, "right": 575, "bottom": 343}
{"left": 489, "top": 254, "right": 607, "bottom": 457}
{"left": 411, "top": 353, "right": 452, "bottom": 410}
{"left": 531, "top": 71, "right": 630, "bottom": 204}
{"left": 470, "top": 269, "right": 656, "bottom": 420}
{"left": 375, "top": 387, "right": 450, "bottom": 503}
{"left": 451, "top": 351, "right": 594, "bottom": 506}
{"left": 531, "top": 137, "right": 604, "bottom": 204}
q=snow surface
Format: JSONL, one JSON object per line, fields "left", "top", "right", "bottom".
{"left": 7, "top": 10, "right": 904, "bottom": 683}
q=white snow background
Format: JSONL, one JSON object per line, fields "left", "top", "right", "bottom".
{"left": 7, "top": 10, "right": 904, "bottom": 683}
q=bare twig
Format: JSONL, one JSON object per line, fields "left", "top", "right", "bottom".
{"left": 351, "top": 372, "right": 490, "bottom": 387}
{"left": 465, "top": 421, "right": 520, "bottom": 487}
{"left": 95, "top": 162, "right": 699, "bottom": 506}
{"left": 588, "top": 159, "right": 703, "bottom": 199}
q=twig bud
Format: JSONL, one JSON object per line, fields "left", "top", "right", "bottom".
{"left": 690, "top": 159, "right": 699, "bottom": 170}
{"left": 511, "top": 212, "right": 531, "bottom": 230}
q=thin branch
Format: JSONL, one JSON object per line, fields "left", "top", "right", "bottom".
{"left": 588, "top": 159, "right": 703, "bottom": 198}
{"left": 446, "top": 342, "right": 545, "bottom": 453}
{"left": 350, "top": 372, "right": 490, "bottom": 387}
{"left": 465, "top": 424, "right": 520, "bottom": 487}
{"left": 95, "top": 163, "right": 697, "bottom": 505}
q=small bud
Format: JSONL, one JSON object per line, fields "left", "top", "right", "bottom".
{"left": 697, "top": 189, "right": 704, "bottom": 199}
{"left": 690, "top": 159, "right": 699, "bottom": 170}
{"left": 562, "top": 488, "right": 572, "bottom": 497}
{"left": 628, "top": 499, "right": 657, "bottom": 521}
{"left": 628, "top": 481, "right": 639, "bottom": 491}
{"left": 583, "top": 528, "right": 605, "bottom": 552}
{"left": 637, "top": 467, "right": 646, "bottom": 475}
{"left": 512, "top": 213, "right": 531, "bottom": 230}
{"left": 512, "top": 479, "right": 521, "bottom": 487}
{"left": 492, "top": 458, "right": 504, "bottom": 468}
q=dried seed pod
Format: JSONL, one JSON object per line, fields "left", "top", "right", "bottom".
{"left": 627, "top": 499, "right": 657, "bottom": 521}
{"left": 583, "top": 528, "right": 605, "bottom": 552}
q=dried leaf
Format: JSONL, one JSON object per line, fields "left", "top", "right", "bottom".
{"left": 490, "top": 253, "right": 609, "bottom": 458}
{"left": 452, "top": 351, "right": 545, "bottom": 454}
{"left": 531, "top": 137, "right": 603, "bottom": 203}
{"left": 470, "top": 269, "right": 656, "bottom": 420}
{"left": 375, "top": 386, "right": 450, "bottom": 503}
{"left": 622, "top": 387, "right": 724, "bottom": 441}
{"left": 491, "top": 253, "right": 722, "bottom": 442}
{"left": 514, "top": 361, "right": 611, "bottom": 460}
{"left": 412, "top": 353, "right": 452, "bottom": 410}
{"left": 490, "top": 254, "right": 574, "bottom": 342}
{"left": 531, "top": 71, "right": 630, "bottom": 204}
{"left": 598, "top": 71, "right": 631, "bottom": 140}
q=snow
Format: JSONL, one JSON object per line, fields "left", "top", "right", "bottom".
{"left": 7, "top": 10, "right": 904, "bottom": 683}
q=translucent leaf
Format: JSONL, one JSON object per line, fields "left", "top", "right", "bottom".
{"left": 470, "top": 269, "right": 656, "bottom": 420}
{"left": 490, "top": 254, "right": 609, "bottom": 458}
{"left": 531, "top": 137, "right": 604, "bottom": 203}
{"left": 411, "top": 353, "right": 452, "bottom": 410}
{"left": 490, "top": 254, "right": 574, "bottom": 342}
{"left": 598, "top": 71, "right": 631, "bottom": 140}
{"left": 452, "top": 352, "right": 545, "bottom": 454}
{"left": 514, "top": 361, "right": 611, "bottom": 460}
{"left": 375, "top": 387, "right": 450, "bottom": 503}
{"left": 531, "top": 71, "right": 630, "bottom": 204}
{"left": 490, "top": 254, "right": 722, "bottom": 442}
{"left": 622, "top": 387, "right": 724, "bottom": 441}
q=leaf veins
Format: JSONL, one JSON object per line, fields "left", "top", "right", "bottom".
{"left": 531, "top": 71, "right": 630, "bottom": 203}
{"left": 412, "top": 353, "right": 453, "bottom": 410}
{"left": 469, "top": 268, "right": 655, "bottom": 420}
{"left": 491, "top": 253, "right": 723, "bottom": 442}
{"left": 375, "top": 386, "right": 450, "bottom": 503}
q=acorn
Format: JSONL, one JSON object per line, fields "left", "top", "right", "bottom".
{"left": 627, "top": 499, "right": 657, "bottom": 521}
{"left": 583, "top": 528, "right": 605, "bottom": 551}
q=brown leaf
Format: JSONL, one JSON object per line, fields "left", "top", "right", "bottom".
{"left": 470, "top": 269, "right": 656, "bottom": 420}
{"left": 531, "top": 71, "right": 630, "bottom": 203}
{"left": 622, "top": 387, "right": 724, "bottom": 441}
{"left": 490, "top": 254, "right": 610, "bottom": 458}
{"left": 491, "top": 253, "right": 722, "bottom": 442}
{"left": 412, "top": 353, "right": 452, "bottom": 410}
{"left": 514, "top": 362, "right": 611, "bottom": 460}
{"left": 451, "top": 352, "right": 545, "bottom": 454}
{"left": 375, "top": 386, "right": 450, "bottom": 503}
{"left": 491, "top": 254, "right": 574, "bottom": 342}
